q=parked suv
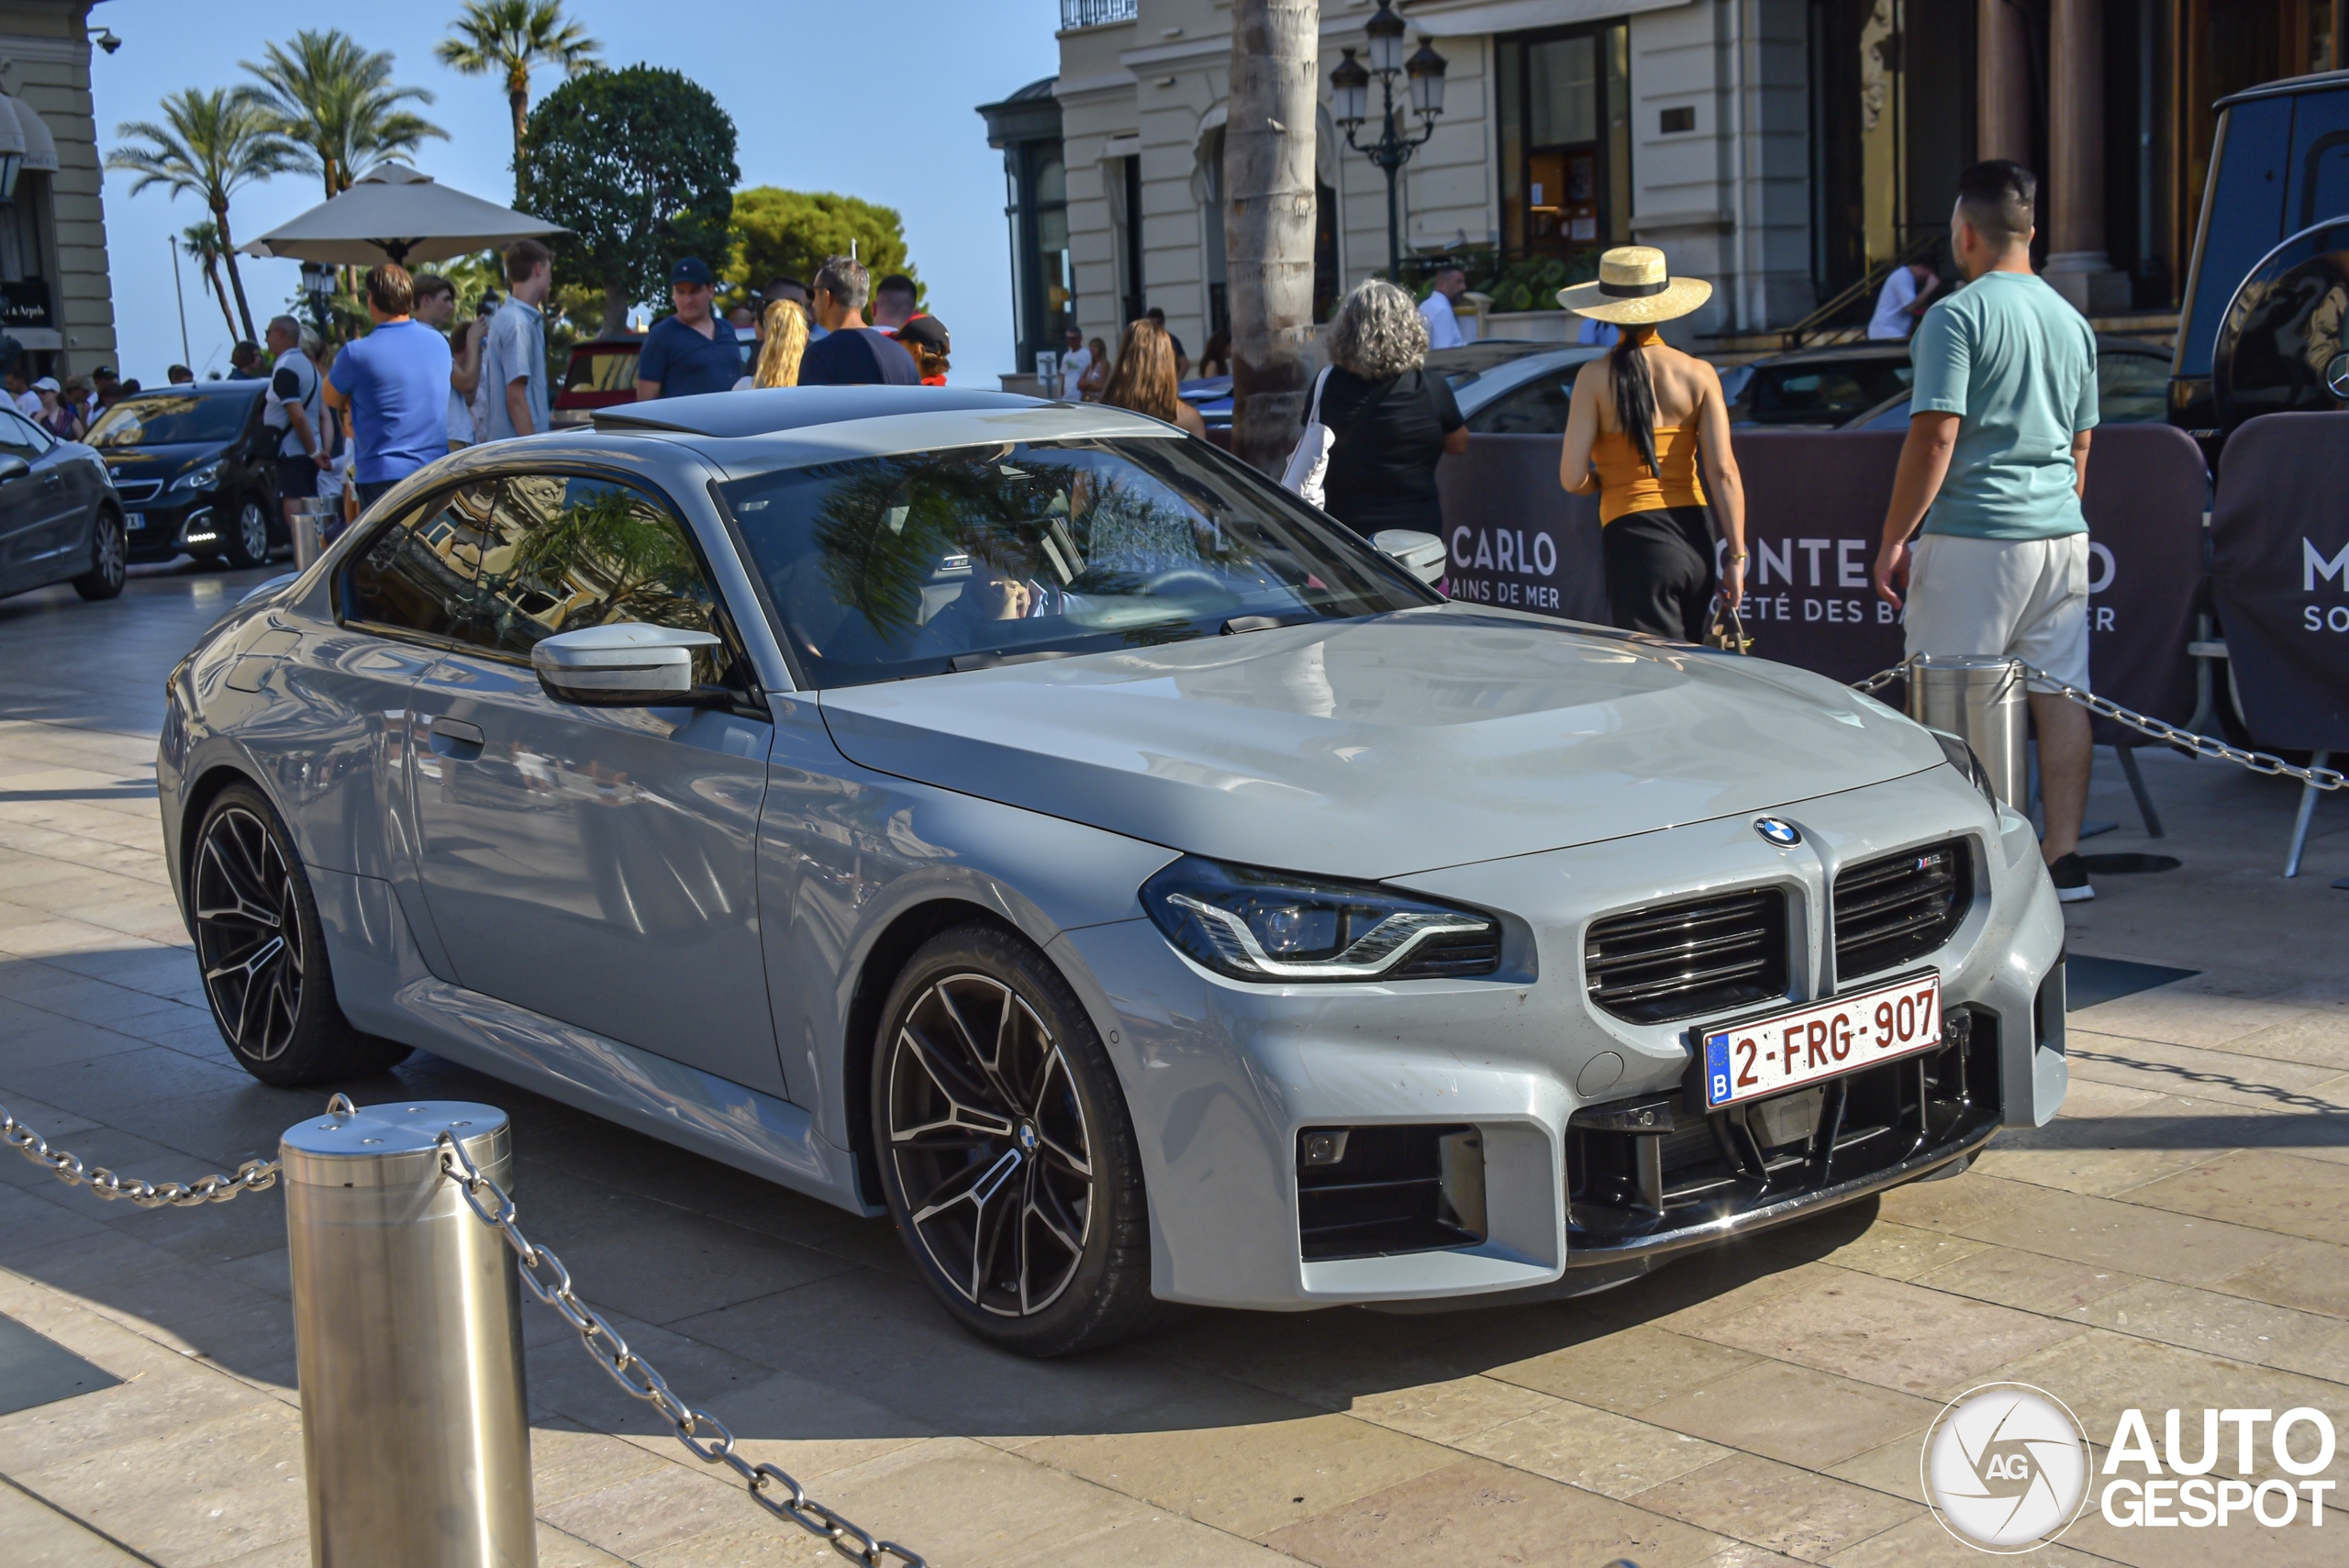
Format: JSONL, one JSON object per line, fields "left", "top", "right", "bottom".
{"left": 88, "top": 383, "right": 282, "bottom": 566}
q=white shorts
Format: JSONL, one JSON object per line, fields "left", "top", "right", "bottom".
{"left": 1903, "top": 532, "right": 2090, "bottom": 694}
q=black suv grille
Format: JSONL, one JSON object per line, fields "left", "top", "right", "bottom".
{"left": 113, "top": 479, "right": 163, "bottom": 504}
{"left": 1834, "top": 841, "right": 1970, "bottom": 980}
{"left": 1585, "top": 888, "right": 1790, "bottom": 1025}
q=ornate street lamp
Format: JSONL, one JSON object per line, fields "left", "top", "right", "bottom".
{"left": 1331, "top": 0, "right": 1448, "bottom": 281}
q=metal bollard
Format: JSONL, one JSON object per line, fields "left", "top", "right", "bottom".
{"left": 1907, "top": 654, "right": 2031, "bottom": 809}
{"left": 289, "top": 500, "right": 328, "bottom": 571}
{"left": 281, "top": 1101, "right": 536, "bottom": 1568}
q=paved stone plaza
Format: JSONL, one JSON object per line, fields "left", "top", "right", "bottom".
{"left": 1, "top": 564, "right": 2344, "bottom": 1566}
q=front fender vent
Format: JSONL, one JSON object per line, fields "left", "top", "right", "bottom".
{"left": 1584, "top": 887, "right": 1791, "bottom": 1026}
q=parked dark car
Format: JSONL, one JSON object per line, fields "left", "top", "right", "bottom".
{"left": 1841, "top": 336, "right": 2175, "bottom": 430}
{"left": 2169, "top": 66, "right": 2349, "bottom": 440}
{"left": 0, "top": 405, "right": 124, "bottom": 602}
{"left": 88, "top": 383, "right": 282, "bottom": 567}
{"left": 1734, "top": 334, "right": 2174, "bottom": 431}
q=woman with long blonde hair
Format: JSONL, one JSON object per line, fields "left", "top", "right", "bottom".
{"left": 1097, "top": 318, "right": 1207, "bottom": 436}
{"left": 751, "top": 299, "right": 809, "bottom": 388}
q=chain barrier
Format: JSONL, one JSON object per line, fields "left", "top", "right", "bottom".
{"left": 1, "top": 1096, "right": 299, "bottom": 1207}
{"left": 1851, "top": 657, "right": 2346, "bottom": 792}
{"left": 434, "top": 1131, "right": 928, "bottom": 1568}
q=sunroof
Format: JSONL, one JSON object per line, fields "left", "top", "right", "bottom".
{"left": 593, "top": 385, "right": 1045, "bottom": 439}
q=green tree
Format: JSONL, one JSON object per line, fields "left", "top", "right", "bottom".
{"left": 243, "top": 29, "right": 446, "bottom": 200}
{"left": 178, "top": 220, "right": 242, "bottom": 341}
{"left": 526, "top": 65, "right": 738, "bottom": 337}
{"left": 435, "top": 0, "right": 601, "bottom": 204}
{"left": 726, "top": 186, "right": 917, "bottom": 304}
{"left": 107, "top": 88, "right": 299, "bottom": 342}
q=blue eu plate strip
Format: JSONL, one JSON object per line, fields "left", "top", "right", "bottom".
{"left": 1703, "top": 1032, "right": 1733, "bottom": 1108}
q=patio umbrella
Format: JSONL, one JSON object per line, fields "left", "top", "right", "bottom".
{"left": 238, "top": 162, "right": 565, "bottom": 267}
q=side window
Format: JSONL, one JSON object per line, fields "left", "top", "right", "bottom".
{"left": 471, "top": 473, "right": 741, "bottom": 688}
{"left": 342, "top": 481, "right": 498, "bottom": 642}
{"left": 0, "top": 407, "right": 46, "bottom": 457}
{"left": 1468, "top": 374, "right": 1575, "bottom": 434}
{"left": 2099, "top": 353, "right": 2169, "bottom": 425}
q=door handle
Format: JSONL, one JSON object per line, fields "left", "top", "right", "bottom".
{"left": 429, "top": 717, "right": 485, "bottom": 758}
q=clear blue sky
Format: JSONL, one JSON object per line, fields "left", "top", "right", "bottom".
{"left": 90, "top": 1, "right": 1063, "bottom": 384}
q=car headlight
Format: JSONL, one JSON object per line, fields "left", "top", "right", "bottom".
{"left": 172, "top": 460, "right": 224, "bottom": 493}
{"left": 1141, "top": 856, "right": 1499, "bottom": 982}
{"left": 1931, "top": 728, "right": 2001, "bottom": 811}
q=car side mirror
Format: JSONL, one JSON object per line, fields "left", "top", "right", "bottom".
{"left": 0, "top": 454, "right": 28, "bottom": 482}
{"left": 530, "top": 622, "right": 725, "bottom": 706}
{"left": 1373, "top": 528, "right": 1447, "bottom": 585}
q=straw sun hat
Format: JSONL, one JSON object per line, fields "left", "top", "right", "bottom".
{"left": 1555, "top": 245, "right": 1713, "bottom": 324}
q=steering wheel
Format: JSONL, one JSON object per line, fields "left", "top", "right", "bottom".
{"left": 1141, "top": 568, "right": 1233, "bottom": 598}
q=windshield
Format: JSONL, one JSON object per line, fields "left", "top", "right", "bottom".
{"left": 87, "top": 393, "right": 252, "bottom": 449}
{"left": 720, "top": 437, "right": 1437, "bottom": 688}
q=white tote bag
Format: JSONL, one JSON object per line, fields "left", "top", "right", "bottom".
{"left": 1280, "top": 367, "right": 1335, "bottom": 506}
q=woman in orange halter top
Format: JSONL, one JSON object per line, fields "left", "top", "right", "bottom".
{"left": 1555, "top": 247, "right": 1751, "bottom": 641}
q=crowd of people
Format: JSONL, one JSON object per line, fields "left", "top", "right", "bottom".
{"left": 200, "top": 239, "right": 965, "bottom": 544}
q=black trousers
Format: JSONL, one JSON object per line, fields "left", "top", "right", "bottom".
{"left": 1603, "top": 506, "right": 1718, "bottom": 641}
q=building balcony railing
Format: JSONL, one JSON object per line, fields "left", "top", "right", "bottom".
{"left": 1062, "top": 0, "right": 1138, "bottom": 29}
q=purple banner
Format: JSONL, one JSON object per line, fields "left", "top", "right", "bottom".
{"left": 2212, "top": 412, "right": 2349, "bottom": 751}
{"left": 1431, "top": 427, "right": 2207, "bottom": 739}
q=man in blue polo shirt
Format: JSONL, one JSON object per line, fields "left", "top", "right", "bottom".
{"left": 636, "top": 257, "right": 744, "bottom": 399}
{"left": 324, "top": 264, "right": 453, "bottom": 519}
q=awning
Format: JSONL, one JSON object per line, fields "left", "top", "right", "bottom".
{"left": 239, "top": 162, "right": 566, "bottom": 268}
{"left": 0, "top": 92, "right": 58, "bottom": 173}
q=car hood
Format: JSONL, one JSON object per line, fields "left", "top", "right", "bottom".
{"left": 817, "top": 607, "right": 1943, "bottom": 881}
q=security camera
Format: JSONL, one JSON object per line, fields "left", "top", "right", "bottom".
{"left": 93, "top": 28, "right": 121, "bottom": 55}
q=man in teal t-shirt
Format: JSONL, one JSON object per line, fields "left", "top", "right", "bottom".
{"left": 1871, "top": 160, "right": 2100, "bottom": 903}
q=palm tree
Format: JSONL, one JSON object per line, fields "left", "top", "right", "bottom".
{"left": 107, "top": 88, "right": 297, "bottom": 343}
{"left": 436, "top": 0, "right": 601, "bottom": 203}
{"left": 243, "top": 29, "right": 446, "bottom": 201}
{"left": 1225, "top": 0, "right": 1320, "bottom": 474}
{"left": 180, "top": 220, "right": 241, "bottom": 341}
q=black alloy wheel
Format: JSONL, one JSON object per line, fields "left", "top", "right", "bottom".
{"left": 873, "top": 923, "right": 1160, "bottom": 1355}
{"left": 224, "top": 495, "right": 273, "bottom": 568}
{"left": 191, "top": 784, "right": 410, "bottom": 1085}
{"left": 72, "top": 506, "right": 126, "bottom": 600}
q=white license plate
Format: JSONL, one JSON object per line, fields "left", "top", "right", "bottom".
{"left": 123, "top": 512, "right": 145, "bottom": 530}
{"left": 1699, "top": 973, "right": 1942, "bottom": 1109}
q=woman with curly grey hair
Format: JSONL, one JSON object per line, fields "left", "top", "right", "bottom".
{"left": 1312, "top": 278, "right": 1469, "bottom": 537}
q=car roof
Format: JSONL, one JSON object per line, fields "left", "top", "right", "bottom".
{"left": 1426, "top": 339, "right": 1555, "bottom": 373}
{"left": 2215, "top": 66, "right": 2349, "bottom": 111}
{"left": 125, "top": 381, "right": 262, "bottom": 397}
{"left": 1751, "top": 331, "right": 2169, "bottom": 373}
{"left": 594, "top": 386, "right": 1052, "bottom": 439}
{"left": 589, "top": 387, "right": 1176, "bottom": 462}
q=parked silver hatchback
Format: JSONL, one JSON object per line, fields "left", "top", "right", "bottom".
{"left": 161, "top": 387, "right": 2066, "bottom": 1354}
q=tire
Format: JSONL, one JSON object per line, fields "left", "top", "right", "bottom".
{"left": 190, "top": 783, "right": 410, "bottom": 1086}
{"left": 71, "top": 507, "right": 126, "bottom": 600}
{"left": 223, "top": 495, "right": 273, "bottom": 568}
{"left": 871, "top": 922, "right": 1158, "bottom": 1356}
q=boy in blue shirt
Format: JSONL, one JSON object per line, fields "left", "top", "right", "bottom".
{"left": 325, "top": 264, "right": 455, "bottom": 518}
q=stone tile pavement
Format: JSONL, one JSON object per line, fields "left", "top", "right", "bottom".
{"left": 0, "top": 564, "right": 2345, "bottom": 1565}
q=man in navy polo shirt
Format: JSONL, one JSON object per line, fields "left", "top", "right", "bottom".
{"left": 636, "top": 257, "right": 744, "bottom": 399}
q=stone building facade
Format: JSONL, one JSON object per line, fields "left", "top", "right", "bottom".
{"left": 0, "top": 0, "right": 111, "bottom": 378}
{"left": 981, "top": 0, "right": 2346, "bottom": 378}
